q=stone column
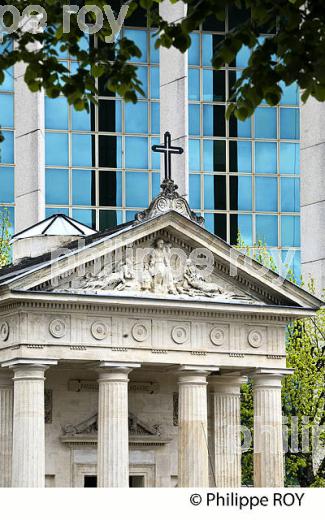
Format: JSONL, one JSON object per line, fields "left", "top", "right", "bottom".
{"left": 0, "top": 372, "right": 13, "bottom": 487}
{"left": 159, "top": 0, "right": 188, "bottom": 196}
{"left": 14, "top": 20, "right": 45, "bottom": 233}
{"left": 178, "top": 369, "right": 209, "bottom": 487}
{"left": 301, "top": 97, "right": 325, "bottom": 295}
{"left": 210, "top": 375, "right": 245, "bottom": 487}
{"left": 97, "top": 363, "right": 139, "bottom": 487}
{"left": 11, "top": 364, "right": 49, "bottom": 487}
{"left": 252, "top": 370, "right": 287, "bottom": 487}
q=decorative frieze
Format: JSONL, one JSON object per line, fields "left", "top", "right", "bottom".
{"left": 91, "top": 321, "right": 109, "bottom": 340}
{"left": 49, "top": 319, "right": 66, "bottom": 339}
{"left": 0, "top": 321, "right": 9, "bottom": 342}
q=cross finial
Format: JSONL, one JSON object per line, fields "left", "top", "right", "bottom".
{"left": 152, "top": 131, "right": 184, "bottom": 181}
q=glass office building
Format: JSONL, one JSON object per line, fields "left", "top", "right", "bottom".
{"left": 188, "top": 12, "right": 300, "bottom": 276}
{"left": 1, "top": 7, "right": 301, "bottom": 277}
{"left": 45, "top": 19, "right": 161, "bottom": 231}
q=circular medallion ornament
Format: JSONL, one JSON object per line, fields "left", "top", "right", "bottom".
{"left": 49, "top": 319, "right": 66, "bottom": 339}
{"left": 0, "top": 321, "right": 9, "bottom": 342}
{"left": 91, "top": 321, "right": 108, "bottom": 341}
{"left": 156, "top": 198, "right": 169, "bottom": 213}
{"left": 171, "top": 326, "right": 189, "bottom": 344}
{"left": 210, "top": 327, "right": 225, "bottom": 346}
{"left": 248, "top": 329, "right": 263, "bottom": 349}
{"left": 132, "top": 323, "right": 149, "bottom": 342}
{"left": 174, "top": 199, "right": 187, "bottom": 214}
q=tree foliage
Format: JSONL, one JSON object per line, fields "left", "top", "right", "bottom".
{"left": 0, "top": 0, "right": 324, "bottom": 137}
{"left": 0, "top": 209, "right": 11, "bottom": 268}
{"left": 238, "top": 242, "right": 325, "bottom": 486}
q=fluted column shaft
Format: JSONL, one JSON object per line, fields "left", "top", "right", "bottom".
{"left": 97, "top": 368, "right": 131, "bottom": 487}
{"left": 0, "top": 374, "right": 13, "bottom": 487}
{"left": 253, "top": 373, "right": 284, "bottom": 487}
{"left": 178, "top": 371, "right": 209, "bottom": 487}
{"left": 12, "top": 365, "right": 47, "bottom": 487}
{"left": 211, "top": 375, "right": 245, "bottom": 487}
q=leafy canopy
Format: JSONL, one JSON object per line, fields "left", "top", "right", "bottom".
{"left": 0, "top": 0, "right": 324, "bottom": 128}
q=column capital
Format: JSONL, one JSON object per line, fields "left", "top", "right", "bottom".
{"left": 209, "top": 374, "right": 247, "bottom": 394}
{"left": 98, "top": 362, "right": 141, "bottom": 383}
{"left": 177, "top": 365, "right": 218, "bottom": 384}
{"left": 1, "top": 358, "right": 57, "bottom": 370}
{"left": 251, "top": 368, "right": 294, "bottom": 388}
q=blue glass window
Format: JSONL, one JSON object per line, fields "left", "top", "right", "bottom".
{"left": 72, "top": 106, "right": 93, "bottom": 132}
{"left": 189, "top": 174, "right": 201, "bottom": 209}
{"left": 45, "top": 132, "right": 68, "bottom": 166}
{"left": 125, "top": 29, "right": 147, "bottom": 62}
{"left": 150, "top": 67, "right": 160, "bottom": 99}
{"left": 0, "top": 94, "right": 13, "bottom": 127}
{"left": 203, "top": 105, "right": 225, "bottom": 136}
{"left": 203, "top": 140, "right": 226, "bottom": 172}
{"left": 229, "top": 115, "right": 251, "bottom": 138}
{"left": 280, "top": 108, "right": 300, "bottom": 139}
{"left": 99, "top": 171, "right": 122, "bottom": 207}
{"left": 0, "top": 69, "right": 13, "bottom": 91}
{"left": 46, "top": 169, "right": 69, "bottom": 205}
{"left": 230, "top": 214, "right": 252, "bottom": 245}
{"left": 125, "top": 137, "right": 148, "bottom": 169}
{"left": 203, "top": 70, "right": 226, "bottom": 102}
{"left": 255, "top": 107, "right": 277, "bottom": 139}
{"left": 229, "top": 141, "right": 252, "bottom": 172}
{"left": 256, "top": 215, "right": 278, "bottom": 246}
{"left": 46, "top": 207, "right": 69, "bottom": 218}
{"left": 125, "top": 101, "right": 148, "bottom": 134}
{"left": 72, "top": 209, "right": 96, "bottom": 229}
{"left": 152, "top": 173, "right": 161, "bottom": 198}
{"left": 189, "top": 33, "right": 200, "bottom": 65}
{"left": 0, "top": 131, "right": 13, "bottom": 164}
{"left": 202, "top": 34, "right": 223, "bottom": 66}
{"left": 98, "top": 101, "right": 122, "bottom": 133}
{"left": 255, "top": 177, "right": 278, "bottom": 212}
{"left": 136, "top": 66, "right": 148, "bottom": 98}
{"left": 126, "top": 172, "right": 148, "bottom": 207}
{"left": 151, "top": 137, "right": 160, "bottom": 170}
{"left": 189, "top": 139, "right": 201, "bottom": 171}
{"left": 204, "top": 175, "right": 226, "bottom": 210}
{"left": 0, "top": 167, "right": 14, "bottom": 203}
{"left": 255, "top": 142, "right": 277, "bottom": 174}
{"left": 281, "top": 216, "right": 300, "bottom": 247}
{"left": 281, "top": 249, "right": 301, "bottom": 279}
{"left": 72, "top": 134, "right": 95, "bottom": 167}
{"left": 98, "top": 136, "right": 122, "bottom": 168}
{"left": 151, "top": 102, "right": 160, "bottom": 134}
{"left": 230, "top": 176, "right": 252, "bottom": 211}
{"left": 188, "top": 69, "right": 200, "bottom": 101}
{"left": 189, "top": 104, "right": 200, "bottom": 135}
{"left": 281, "top": 178, "right": 300, "bottom": 212}
{"left": 99, "top": 209, "right": 123, "bottom": 230}
{"left": 280, "top": 81, "right": 299, "bottom": 105}
{"left": 279, "top": 143, "right": 300, "bottom": 174}
{"left": 72, "top": 170, "right": 96, "bottom": 206}
{"left": 45, "top": 97, "right": 68, "bottom": 130}
{"left": 150, "top": 31, "right": 159, "bottom": 64}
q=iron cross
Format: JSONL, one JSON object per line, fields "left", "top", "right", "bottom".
{"left": 152, "top": 132, "right": 184, "bottom": 181}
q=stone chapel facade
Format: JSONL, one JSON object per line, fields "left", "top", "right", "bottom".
{"left": 0, "top": 179, "right": 322, "bottom": 488}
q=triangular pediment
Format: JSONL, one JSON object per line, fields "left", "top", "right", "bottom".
{"left": 0, "top": 211, "right": 322, "bottom": 311}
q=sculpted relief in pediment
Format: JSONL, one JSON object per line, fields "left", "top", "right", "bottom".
{"left": 47, "top": 237, "right": 254, "bottom": 302}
